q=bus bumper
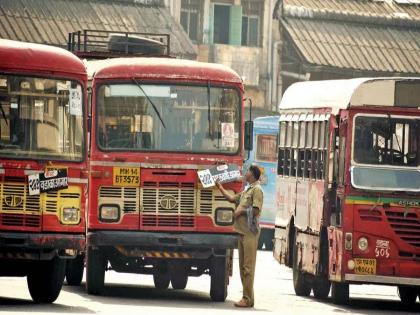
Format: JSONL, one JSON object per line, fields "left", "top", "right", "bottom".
{"left": 88, "top": 231, "right": 238, "bottom": 250}
{"left": 345, "top": 274, "right": 420, "bottom": 286}
{"left": 0, "top": 232, "right": 85, "bottom": 260}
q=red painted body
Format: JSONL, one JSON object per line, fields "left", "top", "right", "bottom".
{"left": 274, "top": 104, "right": 420, "bottom": 286}
{"left": 88, "top": 58, "right": 244, "bottom": 234}
{"left": 0, "top": 39, "right": 87, "bottom": 244}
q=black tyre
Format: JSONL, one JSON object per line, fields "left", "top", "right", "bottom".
{"left": 27, "top": 257, "right": 66, "bottom": 304}
{"left": 264, "top": 229, "right": 274, "bottom": 251}
{"left": 292, "top": 242, "right": 311, "bottom": 297}
{"left": 171, "top": 274, "right": 188, "bottom": 290}
{"left": 331, "top": 282, "right": 349, "bottom": 305}
{"left": 313, "top": 276, "right": 331, "bottom": 300}
{"left": 153, "top": 272, "right": 170, "bottom": 290}
{"left": 398, "top": 286, "right": 418, "bottom": 307}
{"left": 66, "top": 255, "right": 84, "bottom": 286}
{"left": 210, "top": 255, "right": 229, "bottom": 302}
{"left": 86, "top": 247, "right": 106, "bottom": 295}
{"left": 257, "top": 236, "right": 264, "bottom": 250}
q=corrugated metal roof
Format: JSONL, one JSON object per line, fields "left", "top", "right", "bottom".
{"left": 284, "top": 0, "right": 420, "bottom": 21}
{"left": 282, "top": 18, "right": 420, "bottom": 74}
{"left": 0, "top": 0, "right": 197, "bottom": 58}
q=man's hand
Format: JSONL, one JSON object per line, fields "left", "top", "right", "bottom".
{"left": 215, "top": 181, "right": 223, "bottom": 190}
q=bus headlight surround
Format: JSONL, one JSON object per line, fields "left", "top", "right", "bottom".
{"left": 61, "top": 207, "right": 80, "bottom": 225}
{"left": 215, "top": 208, "right": 234, "bottom": 226}
{"left": 358, "top": 237, "right": 369, "bottom": 251}
{"left": 99, "top": 204, "right": 120, "bottom": 222}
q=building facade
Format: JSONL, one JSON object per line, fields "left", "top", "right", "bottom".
{"left": 167, "top": 0, "right": 281, "bottom": 112}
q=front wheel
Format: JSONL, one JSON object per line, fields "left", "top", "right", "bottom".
{"left": 398, "top": 286, "right": 418, "bottom": 307}
{"left": 27, "top": 257, "right": 66, "bottom": 303}
{"left": 153, "top": 272, "right": 170, "bottom": 290}
{"left": 171, "top": 274, "right": 188, "bottom": 290}
{"left": 66, "top": 255, "right": 84, "bottom": 286}
{"left": 210, "top": 255, "right": 229, "bottom": 302}
{"left": 86, "top": 247, "right": 106, "bottom": 295}
{"left": 312, "top": 276, "right": 331, "bottom": 300}
{"left": 331, "top": 282, "right": 349, "bottom": 305}
{"left": 292, "top": 242, "right": 311, "bottom": 297}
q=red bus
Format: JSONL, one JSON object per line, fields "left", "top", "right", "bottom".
{"left": 273, "top": 78, "right": 420, "bottom": 306}
{"left": 85, "top": 57, "right": 245, "bottom": 301}
{"left": 0, "top": 39, "right": 88, "bottom": 303}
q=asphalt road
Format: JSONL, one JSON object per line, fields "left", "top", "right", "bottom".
{"left": 0, "top": 251, "right": 419, "bottom": 314}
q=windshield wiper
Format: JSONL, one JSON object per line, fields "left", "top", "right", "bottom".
{"left": 132, "top": 78, "right": 166, "bottom": 129}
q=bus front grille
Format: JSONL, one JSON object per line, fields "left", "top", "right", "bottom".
{"left": 386, "top": 210, "right": 420, "bottom": 248}
{"left": 141, "top": 214, "right": 195, "bottom": 228}
{"left": 0, "top": 183, "right": 41, "bottom": 228}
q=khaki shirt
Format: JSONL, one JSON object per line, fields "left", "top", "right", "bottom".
{"left": 233, "top": 182, "right": 264, "bottom": 235}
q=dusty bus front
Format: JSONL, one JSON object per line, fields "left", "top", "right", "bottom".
{"left": 0, "top": 39, "right": 88, "bottom": 303}
{"left": 273, "top": 78, "right": 420, "bottom": 306}
{"left": 86, "top": 58, "right": 244, "bottom": 301}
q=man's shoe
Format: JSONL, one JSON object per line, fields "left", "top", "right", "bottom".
{"left": 234, "top": 298, "right": 253, "bottom": 308}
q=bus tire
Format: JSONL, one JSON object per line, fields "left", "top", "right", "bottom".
{"left": 398, "top": 286, "right": 418, "bottom": 307}
{"left": 312, "top": 276, "right": 331, "bottom": 300}
{"left": 210, "top": 256, "right": 229, "bottom": 302}
{"left": 257, "top": 236, "right": 264, "bottom": 250}
{"left": 27, "top": 257, "right": 66, "bottom": 304}
{"left": 153, "top": 272, "right": 170, "bottom": 290}
{"left": 292, "top": 242, "right": 311, "bottom": 297}
{"left": 331, "top": 282, "right": 349, "bottom": 305}
{"left": 171, "top": 274, "right": 188, "bottom": 290}
{"left": 66, "top": 255, "right": 84, "bottom": 286}
{"left": 86, "top": 247, "right": 106, "bottom": 295}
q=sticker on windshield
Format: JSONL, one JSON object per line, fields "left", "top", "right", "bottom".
{"left": 69, "top": 86, "right": 82, "bottom": 116}
{"left": 221, "top": 123, "right": 235, "bottom": 148}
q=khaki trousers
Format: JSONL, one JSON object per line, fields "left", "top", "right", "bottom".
{"left": 238, "top": 231, "right": 260, "bottom": 305}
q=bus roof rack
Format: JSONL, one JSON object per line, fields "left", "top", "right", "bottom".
{"left": 68, "top": 30, "right": 171, "bottom": 59}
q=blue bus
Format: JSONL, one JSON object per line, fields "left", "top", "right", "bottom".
{"left": 244, "top": 116, "right": 279, "bottom": 250}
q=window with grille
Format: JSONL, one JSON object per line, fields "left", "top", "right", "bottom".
{"left": 278, "top": 117, "right": 329, "bottom": 180}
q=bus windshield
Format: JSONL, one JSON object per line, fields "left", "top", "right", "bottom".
{"left": 352, "top": 114, "right": 420, "bottom": 192}
{"left": 0, "top": 74, "right": 84, "bottom": 162}
{"left": 96, "top": 84, "right": 240, "bottom": 154}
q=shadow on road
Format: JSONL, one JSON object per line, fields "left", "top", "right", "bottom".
{"left": 0, "top": 296, "right": 94, "bottom": 313}
{"left": 62, "top": 283, "right": 269, "bottom": 312}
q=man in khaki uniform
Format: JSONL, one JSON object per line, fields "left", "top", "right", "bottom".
{"left": 216, "top": 165, "right": 263, "bottom": 308}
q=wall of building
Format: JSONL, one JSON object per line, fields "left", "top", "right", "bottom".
{"left": 166, "top": 0, "right": 280, "bottom": 112}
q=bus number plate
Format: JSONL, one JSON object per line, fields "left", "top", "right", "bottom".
{"left": 354, "top": 258, "right": 376, "bottom": 275}
{"left": 113, "top": 167, "right": 140, "bottom": 187}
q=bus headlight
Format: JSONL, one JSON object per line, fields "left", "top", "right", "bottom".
{"left": 358, "top": 237, "right": 369, "bottom": 251}
{"left": 100, "top": 204, "right": 120, "bottom": 222}
{"left": 61, "top": 207, "right": 80, "bottom": 224}
{"left": 215, "top": 208, "right": 234, "bottom": 226}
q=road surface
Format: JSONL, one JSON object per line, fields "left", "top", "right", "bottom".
{"left": 0, "top": 251, "right": 419, "bottom": 314}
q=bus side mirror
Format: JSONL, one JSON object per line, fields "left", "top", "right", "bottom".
{"left": 244, "top": 120, "right": 254, "bottom": 151}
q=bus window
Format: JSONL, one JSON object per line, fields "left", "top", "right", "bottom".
{"left": 297, "top": 121, "right": 306, "bottom": 178}
{"left": 256, "top": 134, "right": 277, "bottom": 162}
{"left": 354, "top": 115, "right": 419, "bottom": 167}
